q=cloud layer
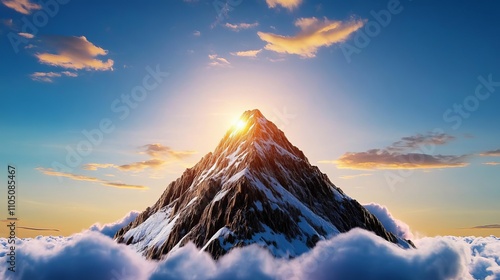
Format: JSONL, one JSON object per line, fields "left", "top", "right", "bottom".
{"left": 258, "top": 17, "right": 364, "bottom": 58}
{"left": 1, "top": 207, "right": 499, "bottom": 280}
{"left": 0, "top": 207, "right": 500, "bottom": 280}
{"left": 2, "top": 227, "right": 498, "bottom": 280}
{"left": 36, "top": 36, "right": 114, "bottom": 71}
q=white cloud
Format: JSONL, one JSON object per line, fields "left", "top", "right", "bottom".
{"left": 224, "top": 22, "right": 259, "bottom": 32}
{"left": 230, "top": 49, "right": 262, "bottom": 57}
{"left": 90, "top": 211, "right": 140, "bottom": 238}
{"left": 193, "top": 30, "right": 201, "bottom": 36}
{"left": 1, "top": 210, "right": 499, "bottom": 280}
{"left": 363, "top": 203, "right": 414, "bottom": 240}
{"left": 18, "top": 32, "right": 34, "bottom": 39}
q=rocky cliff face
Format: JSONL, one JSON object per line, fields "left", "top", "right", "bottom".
{"left": 115, "top": 109, "right": 414, "bottom": 260}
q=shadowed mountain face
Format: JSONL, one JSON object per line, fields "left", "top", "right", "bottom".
{"left": 115, "top": 109, "right": 414, "bottom": 260}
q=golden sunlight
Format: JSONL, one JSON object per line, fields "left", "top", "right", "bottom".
{"left": 234, "top": 119, "right": 247, "bottom": 132}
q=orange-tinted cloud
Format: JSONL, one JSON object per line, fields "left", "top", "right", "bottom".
{"left": 82, "top": 163, "right": 117, "bottom": 171}
{"left": 35, "top": 36, "right": 114, "bottom": 71}
{"left": 208, "top": 54, "right": 230, "bottom": 67}
{"left": 257, "top": 17, "right": 364, "bottom": 58}
{"left": 321, "top": 132, "right": 469, "bottom": 170}
{"left": 231, "top": 49, "right": 262, "bottom": 57}
{"left": 1, "top": 0, "right": 40, "bottom": 14}
{"left": 265, "top": 0, "right": 302, "bottom": 10}
{"left": 118, "top": 159, "right": 166, "bottom": 171}
{"left": 36, "top": 168, "right": 147, "bottom": 190}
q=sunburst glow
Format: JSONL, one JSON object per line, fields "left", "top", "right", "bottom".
{"left": 235, "top": 120, "right": 247, "bottom": 131}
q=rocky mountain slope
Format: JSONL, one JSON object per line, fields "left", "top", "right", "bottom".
{"left": 115, "top": 109, "right": 414, "bottom": 259}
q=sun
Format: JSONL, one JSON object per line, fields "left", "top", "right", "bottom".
{"left": 234, "top": 119, "right": 247, "bottom": 132}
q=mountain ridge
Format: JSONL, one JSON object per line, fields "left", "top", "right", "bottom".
{"left": 115, "top": 109, "right": 414, "bottom": 259}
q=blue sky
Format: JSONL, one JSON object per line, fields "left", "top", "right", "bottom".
{"left": 1, "top": 0, "right": 499, "bottom": 237}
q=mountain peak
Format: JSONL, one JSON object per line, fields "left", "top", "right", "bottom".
{"left": 216, "top": 109, "right": 306, "bottom": 163}
{"left": 224, "top": 109, "right": 269, "bottom": 139}
{"left": 115, "top": 109, "right": 414, "bottom": 260}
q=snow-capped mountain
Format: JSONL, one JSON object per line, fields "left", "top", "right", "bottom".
{"left": 115, "top": 109, "right": 414, "bottom": 259}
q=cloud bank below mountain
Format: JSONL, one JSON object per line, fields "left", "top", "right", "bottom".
{"left": 1, "top": 207, "right": 499, "bottom": 280}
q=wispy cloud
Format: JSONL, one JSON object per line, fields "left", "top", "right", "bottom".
{"left": 339, "top": 173, "right": 373, "bottom": 180}
{"left": 1, "top": 0, "right": 40, "bottom": 14}
{"left": 322, "top": 132, "right": 469, "bottom": 170}
{"left": 225, "top": 22, "right": 259, "bottom": 32}
{"left": 230, "top": 49, "right": 262, "bottom": 57}
{"left": 0, "top": 220, "right": 61, "bottom": 232}
{"left": 142, "top": 143, "right": 196, "bottom": 159}
{"left": 208, "top": 54, "right": 230, "bottom": 67}
{"left": 387, "top": 133, "right": 456, "bottom": 152}
{"left": 36, "top": 167, "right": 147, "bottom": 190}
{"left": 118, "top": 159, "right": 165, "bottom": 171}
{"left": 333, "top": 151, "right": 468, "bottom": 170}
{"left": 83, "top": 144, "right": 196, "bottom": 173}
{"left": 193, "top": 30, "right": 201, "bottom": 36}
{"left": 18, "top": 32, "right": 34, "bottom": 39}
{"left": 265, "top": 0, "right": 302, "bottom": 10}
{"left": 480, "top": 149, "right": 500, "bottom": 157}
{"left": 82, "top": 163, "right": 117, "bottom": 171}
{"left": 35, "top": 36, "right": 114, "bottom": 71}
{"left": 482, "top": 162, "right": 500, "bottom": 166}
{"left": 30, "top": 71, "right": 78, "bottom": 82}
{"left": 18, "top": 226, "right": 60, "bottom": 232}
{"left": 471, "top": 224, "right": 500, "bottom": 229}
{"left": 257, "top": 17, "right": 365, "bottom": 58}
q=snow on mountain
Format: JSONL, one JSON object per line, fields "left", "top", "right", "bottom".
{"left": 115, "top": 109, "right": 414, "bottom": 259}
